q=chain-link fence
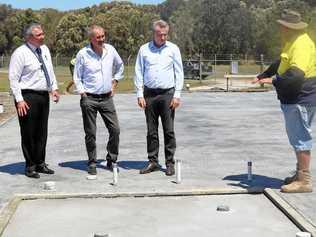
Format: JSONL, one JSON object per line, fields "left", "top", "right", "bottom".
{"left": 0, "top": 54, "right": 273, "bottom": 91}
{"left": 0, "top": 54, "right": 272, "bottom": 68}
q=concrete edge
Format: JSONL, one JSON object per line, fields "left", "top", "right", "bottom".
{"left": 0, "top": 196, "right": 22, "bottom": 236}
{"left": 264, "top": 188, "right": 316, "bottom": 237}
{"left": 0, "top": 114, "right": 16, "bottom": 128}
{"left": 14, "top": 186, "right": 264, "bottom": 200}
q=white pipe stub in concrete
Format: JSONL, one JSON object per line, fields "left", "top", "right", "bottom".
{"left": 296, "top": 232, "right": 311, "bottom": 237}
{"left": 94, "top": 233, "right": 110, "bottom": 237}
{"left": 43, "top": 181, "right": 56, "bottom": 191}
{"left": 86, "top": 175, "right": 97, "bottom": 180}
{"left": 216, "top": 205, "right": 230, "bottom": 212}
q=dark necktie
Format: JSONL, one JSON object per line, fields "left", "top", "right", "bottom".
{"left": 35, "top": 47, "right": 51, "bottom": 89}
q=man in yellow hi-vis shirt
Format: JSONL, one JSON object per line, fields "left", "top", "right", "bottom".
{"left": 253, "top": 10, "right": 316, "bottom": 193}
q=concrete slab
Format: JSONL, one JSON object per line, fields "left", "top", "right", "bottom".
{"left": 1, "top": 194, "right": 300, "bottom": 237}
{"left": 0, "top": 92, "right": 315, "bottom": 231}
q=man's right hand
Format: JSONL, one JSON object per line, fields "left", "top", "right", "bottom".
{"left": 16, "top": 101, "right": 29, "bottom": 117}
{"left": 251, "top": 77, "right": 260, "bottom": 84}
{"left": 137, "top": 97, "right": 146, "bottom": 109}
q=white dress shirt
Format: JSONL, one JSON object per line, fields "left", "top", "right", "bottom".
{"left": 9, "top": 43, "right": 58, "bottom": 102}
{"left": 134, "top": 41, "right": 184, "bottom": 98}
{"left": 73, "top": 43, "right": 124, "bottom": 94}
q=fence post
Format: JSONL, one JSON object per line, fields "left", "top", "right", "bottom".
{"left": 55, "top": 56, "right": 58, "bottom": 67}
{"left": 260, "top": 54, "right": 264, "bottom": 88}
{"left": 260, "top": 54, "right": 264, "bottom": 72}
{"left": 0, "top": 55, "right": 3, "bottom": 68}
{"left": 127, "top": 54, "right": 132, "bottom": 80}
{"left": 199, "top": 53, "right": 202, "bottom": 84}
{"left": 214, "top": 54, "right": 217, "bottom": 82}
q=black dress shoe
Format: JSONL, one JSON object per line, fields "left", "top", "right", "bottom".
{"left": 165, "top": 163, "right": 175, "bottom": 176}
{"left": 25, "top": 170, "right": 40, "bottom": 179}
{"left": 36, "top": 164, "right": 55, "bottom": 174}
{"left": 139, "top": 162, "right": 160, "bottom": 174}
{"left": 87, "top": 164, "right": 97, "bottom": 175}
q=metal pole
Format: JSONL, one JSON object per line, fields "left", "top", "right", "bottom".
{"left": 247, "top": 161, "right": 252, "bottom": 182}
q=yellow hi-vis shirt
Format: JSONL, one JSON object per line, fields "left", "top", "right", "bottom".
{"left": 278, "top": 33, "right": 316, "bottom": 78}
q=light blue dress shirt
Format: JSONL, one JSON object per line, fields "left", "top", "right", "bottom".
{"left": 134, "top": 41, "right": 184, "bottom": 98}
{"left": 74, "top": 43, "right": 124, "bottom": 94}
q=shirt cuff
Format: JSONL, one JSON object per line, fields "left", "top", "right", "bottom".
{"left": 173, "top": 90, "right": 181, "bottom": 98}
{"left": 15, "top": 94, "right": 24, "bottom": 102}
{"left": 137, "top": 90, "right": 144, "bottom": 98}
{"left": 51, "top": 84, "right": 58, "bottom": 91}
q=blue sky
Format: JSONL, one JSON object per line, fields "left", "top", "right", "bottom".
{"left": 0, "top": 0, "right": 165, "bottom": 10}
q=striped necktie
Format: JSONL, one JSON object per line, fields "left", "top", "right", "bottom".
{"left": 35, "top": 47, "right": 51, "bottom": 89}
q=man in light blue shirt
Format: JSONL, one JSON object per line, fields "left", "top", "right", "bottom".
{"left": 134, "top": 20, "right": 184, "bottom": 176}
{"left": 74, "top": 25, "right": 124, "bottom": 175}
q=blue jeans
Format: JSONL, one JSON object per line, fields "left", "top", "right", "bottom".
{"left": 281, "top": 104, "right": 316, "bottom": 151}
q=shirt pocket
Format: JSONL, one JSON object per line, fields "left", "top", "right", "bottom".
{"left": 84, "top": 61, "right": 102, "bottom": 75}
{"left": 24, "top": 61, "right": 41, "bottom": 74}
{"left": 143, "top": 54, "right": 159, "bottom": 67}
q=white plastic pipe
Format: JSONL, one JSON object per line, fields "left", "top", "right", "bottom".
{"left": 296, "top": 232, "right": 311, "bottom": 237}
{"left": 112, "top": 163, "right": 118, "bottom": 185}
{"left": 176, "top": 159, "right": 181, "bottom": 184}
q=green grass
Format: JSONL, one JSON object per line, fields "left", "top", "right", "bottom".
{"left": 0, "top": 64, "right": 265, "bottom": 93}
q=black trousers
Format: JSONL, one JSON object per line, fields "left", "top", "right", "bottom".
{"left": 144, "top": 87, "right": 176, "bottom": 164}
{"left": 18, "top": 90, "right": 49, "bottom": 171}
{"left": 80, "top": 95, "right": 120, "bottom": 165}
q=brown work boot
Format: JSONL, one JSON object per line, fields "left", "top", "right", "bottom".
{"left": 281, "top": 170, "right": 313, "bottom": 193}
{"left": 284, "top": 163, "right": 298, "bottom": 185}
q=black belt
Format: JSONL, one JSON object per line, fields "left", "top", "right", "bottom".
{"left": 86, "top": 92, "right": 111, "bottom": 98}
{"left": 144, "top": 87, "right": 174, "bottom": 95}
{"left": 21, "top": 89, "right": 48, "bottom": 95}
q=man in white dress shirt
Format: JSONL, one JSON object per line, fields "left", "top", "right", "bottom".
{"left": 9, "top": 23, "right": 60, "bottom": 178}
{"left": 74, "top": 25, "right": 124, "bottom": 175}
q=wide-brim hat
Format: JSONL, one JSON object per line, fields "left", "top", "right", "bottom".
{"left": 277, "top": 10, "right": 308, "bottom": 30}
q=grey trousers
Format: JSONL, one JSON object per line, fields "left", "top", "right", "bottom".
{"left": 144, "top": 87, "right": 176, "bottom": 164}
{"left": 80, "top": 95, "right": 120, "bottom": 165}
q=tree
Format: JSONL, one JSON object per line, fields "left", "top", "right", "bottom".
{"left": 55, "top": 13, "right": 90, "bottom": 56}
{"left": 5, "top": 9, "right": 40, "bottom": 52}
{"left": 0, "top": 4, "right": 12, "bottom": 54}
{"left": 39, "top": 8, "right": 64, "bottom": 54}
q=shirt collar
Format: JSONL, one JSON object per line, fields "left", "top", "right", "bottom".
{"left": 26, "top": 42, "right": 38, "bottom": 52}
{"left": 87, "top": 43, "right": 107, "bottom": 58}
{"left": 149, "top": 41, "right": 168, "bottom": 51}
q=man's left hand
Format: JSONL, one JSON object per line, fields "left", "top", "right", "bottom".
{"left": 52, "top": 90, "right": 60, "bottom": 103}
{"left": 170, "top": 97, "right": 180, "bottom": 110}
